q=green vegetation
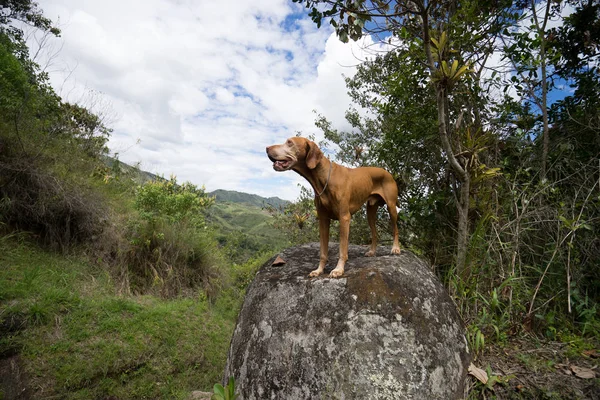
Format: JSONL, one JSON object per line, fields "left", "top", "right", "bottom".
{"left": 209, "top": 189, "right": 289, "bottom": 209}
{"left": 208, "top": 201, "right": 286, "bottom": 263}
{"left": 291, "top": 3, "right": 600, "bottom": 395}
{"left": 0, "top": 238, "right": 250, "bottom": 399}
{"left": 0, "top": 3, "right": 276, "bottom": 398}
{"left": 212, "top": 377, "right": 238, "bottom": 400}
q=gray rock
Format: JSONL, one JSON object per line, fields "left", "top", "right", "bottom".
{"left": 224, "top": 243, "right": 470, "bottom": 400}
{"left": 189, "top": 391, "right": 212, "bottom": 400}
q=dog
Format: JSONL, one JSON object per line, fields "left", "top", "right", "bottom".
{"left": 266, "top": 137, "right": 401, "bottom": 278}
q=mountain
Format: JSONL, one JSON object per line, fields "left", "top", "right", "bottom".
{"left": 102, "top": 155, "right": 162, "bottom": 184}
{"left": 206, "top": 193, "right": 290, "bottom": 263}
{"left": 209, "top": 189, "right": 289, "bottom": 209}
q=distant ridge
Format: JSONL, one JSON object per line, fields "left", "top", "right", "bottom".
{"left": 102, "top": 156, "right": 162, "bottom": 184}
{"left": 209, "top": 189, "right": 289, "bottom": 209}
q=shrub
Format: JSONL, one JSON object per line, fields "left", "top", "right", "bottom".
{"left": 134, "top": 176, "right": 213, "bottom": 224}
{"left": 123, "top": 216, "right": 223, "bottom": 298}
{"left": 0, "top": 156, "right": 107, "bottom": 250}
{"left": 118, "top": 177, "right": 222, "bottom": 298}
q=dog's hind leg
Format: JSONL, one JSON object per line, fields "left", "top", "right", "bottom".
{"left": 386, "top": 199, "right": 401, "bottom": 254}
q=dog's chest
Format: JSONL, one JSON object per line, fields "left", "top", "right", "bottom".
{"left": 315, "top": 195, "right": 340, "bottom": 218}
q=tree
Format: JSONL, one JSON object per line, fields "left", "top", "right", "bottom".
{"left": 501, "top": 0, "right": 563, "bottom": 181}
{"left": 0, "top": 0, "right": 60, "bottom": 67}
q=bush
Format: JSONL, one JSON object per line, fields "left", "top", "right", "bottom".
{"left": 134, "top": 176, "right": 214, "bottom": 224}
{"left": 123, "top": 216, "right": 223, "bottom": 298}
{"left": 0, "top": 156, "right": 107, "bottom": 250}
{"left": 118, "top": 177, "right": 222, "bottom": 298}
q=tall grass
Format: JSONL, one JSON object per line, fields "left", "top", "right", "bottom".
{"left": 121, "top": 216, "right": 225, "bottom": 298}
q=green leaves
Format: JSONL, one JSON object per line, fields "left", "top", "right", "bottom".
{"left": 293, "top": 0, "right": 369, "bottom": 43}
{"left": 0, "top": 41, "right": 30, "bottom": 114}
{"left": 134, "top": 176, "right": 214, "bottom": 224}
{"left": 212, "top": 377, "right": 237, "bottom": 400}
{"left": 430, "top": 31, "right": 472, "bottom": 88}
{"left": 468, "top": 326, "right": 486, "bottom": 357}
{"left": 440, "top": 60, "right": 471, "bottom": 81}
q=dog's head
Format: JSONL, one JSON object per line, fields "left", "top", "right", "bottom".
{"left": 266, "top": 137, "right": 323, "bottom": 172}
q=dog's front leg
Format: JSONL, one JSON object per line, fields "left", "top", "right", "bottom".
{"left": 330, "top": 212, "right": 350, "bottom": 278}
{"left": 309, "top": 215, "right": 330, "bottom": 277}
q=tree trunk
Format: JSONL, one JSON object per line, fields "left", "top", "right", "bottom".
{"left": 533, "top": 0, "right": 552, "bottom": 180}
{"left": 456, "top": 174, "right": 471, "bottom": 279}
{"left": 540, "top": 61, "right": 549, "bottom": 180}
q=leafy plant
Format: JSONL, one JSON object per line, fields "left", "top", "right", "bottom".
{"left": 134, "top": 175, "right": 214, "bottom": 224}
{"left": 467, "top": 325, "right": 485, "bottom": 358}
{"left": 212, "top": 377, "right": 237, "bottom": 400}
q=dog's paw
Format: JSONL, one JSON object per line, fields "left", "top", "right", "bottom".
{"left": 329, "top": 269, "right": 344, "bottom": 278}
{"left": 365, "top": 249, "right": 376, "bottom": 257}
{"left": 309, "top": 269, "right": 323, "bottom": 278}
{"left": 391, "top": 247, "right": 401, "bottom": 255}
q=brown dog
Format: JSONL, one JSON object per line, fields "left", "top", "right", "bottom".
{"left": 266, "top": 137, "right": 401, "bottom": 278}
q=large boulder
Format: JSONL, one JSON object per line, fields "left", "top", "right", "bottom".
{"left": 224, "top": 243, "right": 470, "bottom": 399}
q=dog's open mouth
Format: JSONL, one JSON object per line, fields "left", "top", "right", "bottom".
{"left": 273, "top": 159, "right": 291, "bottom": 171}
{"left": 268, "top": 155, "right": 292, "bottom": 171}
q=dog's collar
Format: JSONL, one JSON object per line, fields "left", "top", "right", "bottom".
{"left": 315, "top": 159, "right": 332, "bottom": 197}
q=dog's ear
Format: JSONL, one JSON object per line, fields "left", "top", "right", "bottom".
{"left": 306, "top": 140, "right": 323, "bottom": 169}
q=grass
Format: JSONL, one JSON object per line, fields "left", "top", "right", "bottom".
{"left": 0, "top": 238, "right": 248, "bottom": 399}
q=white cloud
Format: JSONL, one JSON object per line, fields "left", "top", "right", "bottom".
{"left": 31, "top": 0, "right": 386, "bottom": 200}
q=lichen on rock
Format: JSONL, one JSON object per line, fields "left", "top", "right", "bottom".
{"left": 224, "top": 243, "right": 470, "bottom": 399}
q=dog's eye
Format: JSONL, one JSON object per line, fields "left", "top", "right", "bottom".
{"left": 286, "top": 140, "right": 292, "bottom": 146}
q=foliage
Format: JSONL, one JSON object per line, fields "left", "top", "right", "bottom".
{"left": 134, "top": 176, "right": 214, "bottom": 224}
{"left": 59, "top": 102, "right": 112, "bottom": 157}
{"left": 212, "top": 377, "right": 238, "bottom": 400}
{"left": 117, "top": 176, "right": 221, "bottom": 297}
{"left": 0, "top": 0, "right": 60, "bottom": 64}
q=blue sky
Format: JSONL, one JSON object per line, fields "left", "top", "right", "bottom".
{"left": 30, "top": 0, "right": 385, "bottom": 201}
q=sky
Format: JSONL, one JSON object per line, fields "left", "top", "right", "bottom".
{"left": 28, "top": 1, "right": 573, "bottom": 202}
{"left": 29, "top": 0, "right": 385, "bottom": 201}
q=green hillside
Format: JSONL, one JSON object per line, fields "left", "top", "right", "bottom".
{"left": 0, "top": 239, "right": 247, "bottom": 399}
{"left": 209, "top": 189, "right": 289, "bottom": 209}
{"left": 207, "top": 201, "right": 288, "bottom": 263}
